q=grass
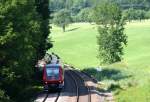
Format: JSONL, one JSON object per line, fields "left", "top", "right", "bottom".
{"left": 48, "top": 20, "right": 150, "bottom": 102}
{"left": 49, "top": 23, "right": 99, "bottom": 68}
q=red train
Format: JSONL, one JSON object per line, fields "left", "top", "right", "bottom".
{"left": 43, "top": 64, "right": 64, "bottom": 90}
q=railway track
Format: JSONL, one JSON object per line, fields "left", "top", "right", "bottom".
{"left": 35, "top": 90, "right": 60, "bottom": 102}
{"left": 67, "top": 69, "right": 91, "bottom": 102}
{"left": 42, "top": 91, "right": 60, "bottom": 102}
{"left": 66, "top": 70, "right": 79, "bottom": 102}
{"left": 42, "top": 92, "right": 48, "bottom": 102}
{"left": 35, "top": 69, "right": 92, "bottom": 102}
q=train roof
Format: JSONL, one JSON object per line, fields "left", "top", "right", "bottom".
{"left": 45, "top": 64, "right": 62, "bottom": 68}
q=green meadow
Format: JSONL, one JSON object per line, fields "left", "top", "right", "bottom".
{"left": 48, "top": 20, "right": 150, "bottom": 102}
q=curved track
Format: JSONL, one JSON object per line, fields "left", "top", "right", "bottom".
{"left": 66, "top": 69, "right": 91, "bottom": 102}
{"left": 35, "top": 69, "right": 92, "bottom": 102}
{"left": 65, "top": 70, "right": 79, "bottom": 102}
{"left": 41, "top": 91, "right": 60, "bottom": 102}
{"left": 42, "top": 92, "right": 48, "bottom": 102}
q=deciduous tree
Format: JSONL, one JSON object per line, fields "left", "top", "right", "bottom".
{"left": 0, "top": 0, "right": 52, "bottom": 101}
{"left": 94, "top": 1, "right": 127, "bottom": 64}
{"left": 53, "top": 9, "right": 72, "bottom": 32}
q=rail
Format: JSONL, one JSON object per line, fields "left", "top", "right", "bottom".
{"left": 68, "top": 69, "right": 91, "bottom": 102}
{"left": 72, "top": 70, "right": 91, "bottom": 102}
{"left": 42, "top": 91, "right": 60, "bottom": 102}
{"left": 66, "top": 70, "right": 79, "bottom": 102}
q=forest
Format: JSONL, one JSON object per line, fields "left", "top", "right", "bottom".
{"left": 51, "top": 0, "right": 150, "bottom": 23}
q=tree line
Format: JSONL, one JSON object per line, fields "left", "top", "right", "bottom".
{"left": 51, "top": 0, "right": 150, "bottom": 32}
{"left": 0, "top": 0, "right": 52, "bottom": 102}
{"left": 49, "top": 0, "right": 150, "bottom": 11}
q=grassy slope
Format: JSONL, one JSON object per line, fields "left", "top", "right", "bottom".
{"left": 48, "top": 21, "right": 150, "bottom": 102}
{"left": 49, "top": 23, "right": 99, "bottom": 68}
{"left": 116, "top": 21, "right": 150, "bottom": 102}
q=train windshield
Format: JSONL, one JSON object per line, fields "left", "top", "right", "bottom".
{"left": 46, "top": 67, "right": 59, "bottom": 80}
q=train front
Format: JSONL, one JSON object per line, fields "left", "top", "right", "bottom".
{"left": 43, "top": 64, "right": 64, "bottom": 90}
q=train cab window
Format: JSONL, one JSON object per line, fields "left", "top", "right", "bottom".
{"left": 46, "top": 67, "right": 59, "bottom": 80}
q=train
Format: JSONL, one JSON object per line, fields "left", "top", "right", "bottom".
{"left": 42, "top": 63, "right": 64, "bottom": 90}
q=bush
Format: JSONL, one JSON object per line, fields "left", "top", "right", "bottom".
{"left": 145, "top": 10, "right": 150, "bottom": 19}
{"left": 73, "top": 8, "right": 94, "bottom": 22}
{"left": 53, "top": 9, "right": 72, "bottom": 32}
{"left": 123, "top": 9, "right": 147, "bottom": 21}
{"left": 0, "top": 89, "right": 10, "bottom": 102}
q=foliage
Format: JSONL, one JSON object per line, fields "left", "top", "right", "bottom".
{"left": 123, "top": 9, "right": 147, "bottom": 21}
{"left": 0, "top": 0, "right": 51, "bottom": 101}
{"left": 35, "top": 0, "right": 53, "bottom": 59}
{"left": 49, "top": 0, "right": 150, "bottom": 11}
{"left": 53, "top": 9, "right": 72, "bottom": 32}
{"left": 0, "top": 89, "right": 10, "bottom": 102}
{"left": 49, "top": 0, "right": 94, "bottom": 11}
{"left": 136, "top": 10, "right": 146, "bottom": 21}
{"left": 93, "top": 1, "right": 127, "bottom": 64}
{"left": 49, "top": 0, "right": 150, "bottom": 23}
{"left": 75, "top": 8, "right": 94, "bottom": 22}
{"left": 145, "top": 10, "right": 150, "bottom": 19}
{"left": 123, "top": 8, "right": 136, "bottom": 21}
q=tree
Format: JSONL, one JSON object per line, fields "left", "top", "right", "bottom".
{"left": 94, "top": 1, "right": 127, "bottom": 65}
{"left": 123, "top": 9, "right": 146, "bottom": 21}
{"left": 76, "top": 8, "right": 93, "bottom": 22}
{"left": 136, "top": 10, "right": 146, "bottom": 21}
{"left": 0, "top": 0, "right": 51, "bottom": 101}
{"left": 145, "top": 10, "right": 150, "bottom": 19}
{"left": 65, "top": 0, "right": 74, "bottom": 9}
{"left": 35, "top": 0, "right": 53, "bottom": 59}
{"left": 122, "top": 8, "right": 137, "bottom": 21}
{"left": 53, "top": 9, "right": 72, "bottom": 32}
{"left": 0, "top": 89, "right": 10, "bottom": 102}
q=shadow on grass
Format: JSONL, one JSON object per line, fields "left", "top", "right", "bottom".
{"left": 82, "top": 67, "right": 131, "bottom": 81}
{"left": 66, "top": 27, "right": 80, "bottom": 32}
{"left": 82, "top": 67, "right": 132, "bottom": 92}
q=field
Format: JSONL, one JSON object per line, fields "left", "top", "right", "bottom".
{"left": 48, "top": 20, "right": 150, "bottom": 102}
